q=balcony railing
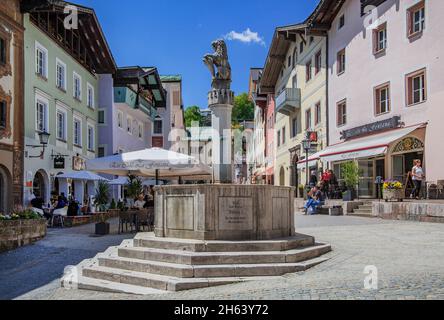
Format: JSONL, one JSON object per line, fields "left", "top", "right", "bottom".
{"left": 275, "top": 88, "right": 301, "bottom": 116}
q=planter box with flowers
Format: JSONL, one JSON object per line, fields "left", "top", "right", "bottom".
{"left": 0, "top": 209, "right": 47, "bottom": 252}
{"left": 383, "top": 180, "right": 405, "bottom": 202}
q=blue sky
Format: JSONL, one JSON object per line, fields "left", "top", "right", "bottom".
{"left": 74, "top": 0, "right": 319, "bottom": 108}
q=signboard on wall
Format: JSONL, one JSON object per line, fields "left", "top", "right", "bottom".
{"left": 73, "top": 156, "right": 86, "bottom": 171}
{"left": 341, "top": 116, "right": 401, "bottom": 140}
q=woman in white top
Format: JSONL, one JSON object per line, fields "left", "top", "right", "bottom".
{"left": 133, "top": 194, "right": 146, "bottom": 209}
{"left": 411, "top": 159, "right": 424, "bottom": 199}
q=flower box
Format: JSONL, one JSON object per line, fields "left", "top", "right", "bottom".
{"left": 383, "top": 189, "right": 405, "bottom": 202}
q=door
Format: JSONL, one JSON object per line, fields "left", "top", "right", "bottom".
{"left": 358, "top": 160, "right": 374, "bottom": 198}
{"left": 392, "top": 155, "right": 405, "bottom": 183}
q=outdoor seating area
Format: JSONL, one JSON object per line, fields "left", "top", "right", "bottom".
{"left": 118, "top": 208, "right": 154, "bottom": 234}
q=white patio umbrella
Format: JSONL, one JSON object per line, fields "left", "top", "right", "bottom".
{"left": 108, "top": 176, "right": 129, "bottom": 186}
{"left": 56, "top": 171, "right": 110, "bottom": 181}
{"left": 86, "top": 148, "right": 212, "bottom": 184}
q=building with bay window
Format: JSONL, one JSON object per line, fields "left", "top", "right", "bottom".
{"left": 259, "top": 22, "right": 328, "bottom": 187}
{"left": 0, "top": 0, "right": 24, "bottom": 214}
{"left": 22, "top": 0, "right": 116, "bottom": 205}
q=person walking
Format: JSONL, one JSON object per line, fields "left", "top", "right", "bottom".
{"left": 411, "top": 159, "right": 425, "bottom": 200}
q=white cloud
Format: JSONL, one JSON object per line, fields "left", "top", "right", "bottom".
{"left": 224, "top": 28, "right": 265, "bottom": 46}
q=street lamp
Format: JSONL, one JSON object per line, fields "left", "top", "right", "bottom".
{"left": 27, "top": 131, "right": 50, "bottom": 159}
{"left": 302, "top": 138, "right": 312, "bottom": 191}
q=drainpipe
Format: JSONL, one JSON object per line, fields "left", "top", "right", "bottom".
{"left": 325, "top": 33, "right": 330, "bottom": 168}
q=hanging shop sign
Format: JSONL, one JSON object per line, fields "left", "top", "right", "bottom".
{"left": 54, "top": 156, "right": 65, "bottom": 169}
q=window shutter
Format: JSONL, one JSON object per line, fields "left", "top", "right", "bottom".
{"left": 407, "top": 77, "right": 413, "bottom": 105}
{"left": 407, "top": 10, "right": 413, "bottom": 36}
{"left": 375, "top": 89, "right": 381, "bottom": 114}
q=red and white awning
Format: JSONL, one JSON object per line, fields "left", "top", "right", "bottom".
{"left": 320, "top": 124, "right": 424, "bottom": 163}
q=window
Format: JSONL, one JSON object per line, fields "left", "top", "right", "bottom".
{"left": 375, "top": 83, "right": 390, "bottom": 115}
{"left": 277, "top": 130, "right": 281, "bottom": 147}
{"left": 292, "top": 47, "right": 297, "bottom": 68}
{"left": 73, "top": 118, "right": 82, "bottom": 146}
{"left": 291, "top": 117, "right": 298, "bottom": 138}
{"left": 87, "top": 83, "right": 94, "bottom": 108}
{"left": 35, "top": 42, "right": 48, "bottom": 78}
{"left": 0, "top": 100, "right": 6, "bottom": 128}
{"left": 36, "top": 99, "right": 48, "bottom": 132}
{"left": 282, "top": 126, "right": 286, "bottom": 145}
{"left": 337, "top": 100, "right": 347, "bottom": 127}
{"left": 56, "top": 59, "right": 66, "bottom": 90}
{"left": 407, "top": 1, "right": 425, "bottom": 37}
{"left": 373, "top": 23, "right": 387, "bottom": 54}
{"left": 306, "top": 59, "right": 312, "bottom": 82}
{"left": 98, "top": 110, "right": 105, "bottom": 124}
{"left": 56, "top": 110, "right": 67, "bottom": 141}
{"left": 288, "top": 55, "right": 291, "bottom": 68}
{"left": 138, "top": 123, "right": 143, "bottom": 139}
{"left": 117, "top": 111, "right": 123, "bottom": 128}
{"left": 299, "top": 42, "right": 304, "bottom": 54}
{"left": 127, "top": 116, "right": 132, "bottom": 134}
{"left": 310, "top": 36, "right": 314, "bottom": 44}
{"left": 406, "top": 69, "right": 427, "bottom": 106}
{"left": 154, "top": 117, "right": 163, "bottom": 135}
{"left": 315, "top": 102, "right": 321, "bottom": 125}
{"left": 73, "top": 73, "right": 82, "bottom": 100}
{"left": 338, "top": 14, "right": 345, "bottom": 29}
{"left": 337, "top": 49, "right": 346, "bottom": 75}
{"left": 98, "top": 147, "right": 105, "bottom": 158}
{"left": 87, "top": 125, "right": 95, "bottom": 151}
{"left": 305, "top": 109, "right": 312, "bottom": 130}
{"left": 315, "top": 50, "right": 322, "bottom": 74}
{"left": 0, "top": 38, "right": 6, "bottom": 65}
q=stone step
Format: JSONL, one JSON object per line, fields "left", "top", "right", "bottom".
{"left": 133, "top": 233, "right": 315, "bottom": 252}
{"left": 70, "top": 275, "right": 169, "bottom": 296}
{"left": 82, "top": 265, "right": 255, "bottom": 291}
{"left": 353, "top": 209, "right": 373, "bottom": 214}
{"left": 117, "top": 243, "right": 332, "bottom": 266}
{"left": 98, "top": 254, "right": 329, "bottom": 278}
{"left": 81, "top": 255, "right": 330, "bottom": 293}
{"left": 358, "top": 205, "right": 373, "bottom": 210}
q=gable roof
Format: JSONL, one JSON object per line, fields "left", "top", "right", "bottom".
{"left": 259, "top": 0, "right": 346, "bottom": 93}
{"left": 21, "top": 0, "right": 116, "bottom": 74}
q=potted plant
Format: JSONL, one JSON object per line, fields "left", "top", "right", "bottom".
{"left": 383, "top": 180, "right": 404, "bottom": 202}
{"left": 298, "top": 184, "right": 305, "bottom": 198}
{"left": 94, "top": 181, "right": 110, "bottom": 235}
{"left": 126, "top": 174, "right": 143, "bottom": 206}
{"left": 341, "top": 161, "right": 361, "bottom": 201}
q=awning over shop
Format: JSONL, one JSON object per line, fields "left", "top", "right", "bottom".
{"left": 56, "top": 171, "right": 110, "bottom": 182}
{"left": 297, "top": 152, "right": 323, "bottom": 169}
{"left": 319, "top": 124, "right": 424, "bottom": 163}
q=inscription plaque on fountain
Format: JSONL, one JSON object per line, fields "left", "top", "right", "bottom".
{"left": 218, "top": 197, "right": 253, "bottom": 230}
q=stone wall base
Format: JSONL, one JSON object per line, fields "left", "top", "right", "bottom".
{"left": 0, "top": 219, "right": 47, "bottom": 252}
{"left": 373, "top": 202, "right": 444, "bottom": 223}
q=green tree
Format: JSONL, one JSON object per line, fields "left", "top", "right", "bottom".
{"left": 232, "top": 93, "right": 254, "bottom": 125}
{"left": 184, "top": 106, "right": 203, "bottom": 128}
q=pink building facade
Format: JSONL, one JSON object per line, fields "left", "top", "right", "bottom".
{"left": 323, "top": 0, "right": 444, "bottom": 197}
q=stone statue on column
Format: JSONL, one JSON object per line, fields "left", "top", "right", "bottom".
{"left": 203, "top": 39, "right": 234, "bottom": 183}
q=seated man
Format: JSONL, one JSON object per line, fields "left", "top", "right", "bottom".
{"left": 304, "top": 186, "right": 324, "bottom": 215}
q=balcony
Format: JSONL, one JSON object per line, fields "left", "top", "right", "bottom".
{"left": 114, "top": 87, "right": 158, "bottom": 121}
{"left": 275, "top": 88, "right": 301, "bottom": 116}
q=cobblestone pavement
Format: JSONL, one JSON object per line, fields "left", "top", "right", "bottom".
{"left": 10, "top": 214, "right": 444, "bottom": 300}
